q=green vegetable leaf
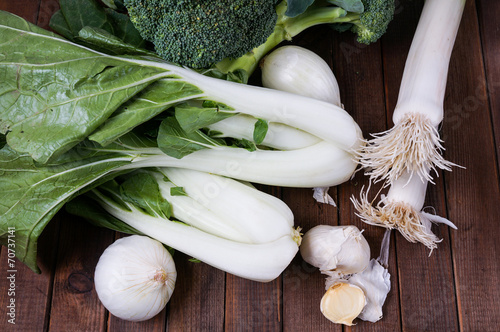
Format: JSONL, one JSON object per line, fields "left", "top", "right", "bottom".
{"left": 77, "top": 26, "right": 154, "bottom": 56}
{"left": 0, "top": 143, "right": 132, "bottom": 273}
{"left": 48, "top": 10, "right": 73, "bottom": 39}
{"left": 232, "top": 138, "right": 257, "bottom": 152}
{"left": 174, "top": 104, "right": 236, "bottom": 133}
{"left": 170, "top": 187, "right": 188, "bottom": 197}
{"left": 285, "top": 0, "right": 315, "bottom": 17}
{"left": 327, "top": 0, "right": 364, "bottom": 13}
{"left": 66, "top": 194, "right": 143, "bottom": 235}
{"left": 50, "top": 0, "right": 146, "bottom": 48}
{"left": 89, "top": 79, "right": 203, "bottom": 146}
{"left": 201, "top": 69, "right": 249, "bottom": 85}
{"left": 253, "top": 119, "right": 269, "bottom": 145}
{"left": 157, "top": 117, "right": 223, "bottom": 159}
{"left": 120, "top": 172, "right": 172, "bottom": 218}
{"left": 0, "top": 10, "right": 168, "bottom": 162}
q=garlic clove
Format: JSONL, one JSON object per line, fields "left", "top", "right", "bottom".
{"left": 320, "top": 282, "right": 366, "bottom": 326}
{"left": 335, "top": 227, "right": 371, "bottom": 275}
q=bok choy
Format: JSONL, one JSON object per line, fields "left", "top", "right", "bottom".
{"left": 67, "top": 168, "right": 301, "bottom": 282}
{"left": 0, "top": 11, "right": 362, "bottom": 273}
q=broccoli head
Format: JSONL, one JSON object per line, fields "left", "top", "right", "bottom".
{"left": 216, "top": 0, "right": 396, "bottom": 74}
{"left": 124, "top": 0, "right": 278, "bottom": 68}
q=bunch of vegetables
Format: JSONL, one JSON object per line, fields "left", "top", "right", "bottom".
{"left": 0, "top": 0, "right": 375, "bottom": 282}
{"left": 1, "top": 0, "right": 470, "bottom": 326}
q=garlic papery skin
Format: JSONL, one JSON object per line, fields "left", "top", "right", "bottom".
{"left": 261, "top": 46, "right": 342, "bottom": 107}
{"left": 94, "top": 235, "right": 177, "bottom": 322}
{"left": 300, "top": 225, "right": 370, "bottom": 275}
{"left": 320, "top": 282, "right": 366, "bottom": 326}
{"left": 347, "top": 259, "right": 391, "bottom": 323}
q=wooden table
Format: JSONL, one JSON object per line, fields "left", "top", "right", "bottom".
{"left": 0, "top": 1, "right": 499, "bottom": 331}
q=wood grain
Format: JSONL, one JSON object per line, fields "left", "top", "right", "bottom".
{"left": 444, "top": 0, "right": 500, "bottom": 330}
{"left": 48, "top": 217, "right": 113, "bottom": 331}
{"left": 167, "top": 253, "right": 225, "bottom": 332}
{"left": 475, "top": 0, "right": 500, "bottom": 162}
{"left": 0, "top": 0, "right": 499, "bottom": 331}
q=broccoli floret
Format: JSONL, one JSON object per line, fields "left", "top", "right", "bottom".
{"left": 123, "top": 0, "right": 278, "bottom": 68}
{"left": 348, "top": 0, "right": 396, "bottom": 44}
{"left": 216, "top": 0, "right": 395, "bottom": 74}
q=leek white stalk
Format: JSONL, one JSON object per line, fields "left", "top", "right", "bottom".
{"left": 155, "top": 168, "right": 294, "bottom": 244}
{"left": 353, "top": 170, "right": 457, "bottom": 249}
{"left": 94, "top": 235, "right": 177, "bottom": 322}
{"left": 358, "top": 0, "right": 466, "bottom": 183}
{"left": 354, "top": 0, "right": 465, "bottom": 248}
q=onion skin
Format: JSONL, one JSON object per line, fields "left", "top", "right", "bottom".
{"left": 94, "top": 235, "right": 177, "bottom": 322}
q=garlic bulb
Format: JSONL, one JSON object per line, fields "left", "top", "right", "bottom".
{"left": 320, "top": 282, "right": 366, "bottom": 326}
{"left": 261, "top": 45, "right": 342, "bottom": 107}
{"left": 300, "top": 225, "right": 370, "bottom": 275}
{"left": 323, "top": 229, "right": 392, "bottom": 324}
{"left": 94, "top": 235, "right": 177, "bottom": 322}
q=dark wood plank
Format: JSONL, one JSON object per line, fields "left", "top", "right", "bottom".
{"left": 167, "top": 253, "right": 225, "bottom": 332}
{"left": 0, "top": 0, "right": 40, "bottom": 22}
{"left": 443, "top": 0, "right": 500, "bottom": 330}
{"left": 224, "top": 186, "right": 282, "bottom": 332}
{"left": 282, "top": 188, "right": 342, "bottom": 332}
{"left": 0, "top": 218, "right": 59, "bottom": 331}
{"left": 225, "top": 275, "right": 282, "bottom": 332}
{"left": 475, "top": 0, "right": 500, "bottom": 163}
{"left": 48, "top": 217, "right": 113, "bottom": 331}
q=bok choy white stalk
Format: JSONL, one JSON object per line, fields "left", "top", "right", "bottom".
{"left": 206, "top": 114, "right": 321, "bottom": 150}
{"left": 119, "top": 140, "right": 357, "bottom": 188}
{"left": 353, "top": 0, "right": 466, "bottom": 249}
{"left": 154, "top": 168, "right": 294, "bottom": 244}
{"left": 68, "top": 167, "right": 301, "bottom": 282}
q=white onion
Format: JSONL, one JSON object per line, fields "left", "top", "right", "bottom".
{"left": 94, "top": 235, "right": 177, "bottom": 322}
{"left": 261, "top": 45, "right": 342, "bottom": 107}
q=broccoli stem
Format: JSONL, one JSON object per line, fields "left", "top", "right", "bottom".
{"left": 215, "top": 3, "right": 350, "bottom": 75}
